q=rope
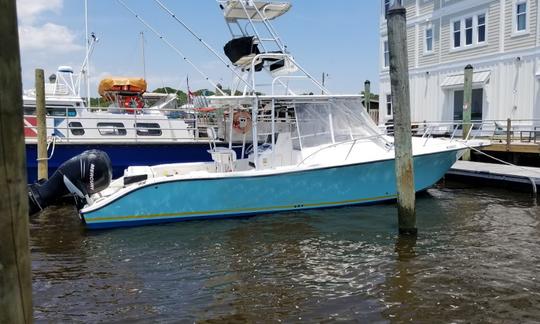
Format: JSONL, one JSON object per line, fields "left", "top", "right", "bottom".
{"left": 465, "top": 143, "right": 539, "bottom": 194}
{"left": 116, "top": 0, "right": 227, "bottom": 96}
{"left": 153, "top": 0, "right": 255, "bottom": 92}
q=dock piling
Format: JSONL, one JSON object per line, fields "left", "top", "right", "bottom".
{"left": 387, "top": 4, "right": 417, "bottom": 235}
{"left": 364, "top": 80, "right": 371, "bottom": 112}
{"left": 462, "top": 64, "right": 473, "bottom": 161}
{"left": 0, "top": 0, "right": 34, "bottom": 322}
{"left": 36, "top": 68, "right": 48, "bottom": 180}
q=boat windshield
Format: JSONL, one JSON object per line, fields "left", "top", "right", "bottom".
{"left": 294, "top": 97, "right": 381, "bottom": 149}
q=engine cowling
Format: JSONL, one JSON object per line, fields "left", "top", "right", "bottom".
{"left": 28, "top": 150, "right": 112, "bottom": 215}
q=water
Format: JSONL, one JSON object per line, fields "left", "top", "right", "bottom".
{"left": 30, "top": 183, "right": 540, "bottom": 323}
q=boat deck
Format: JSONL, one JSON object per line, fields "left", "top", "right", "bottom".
{"left": 447, "top": 160, "right": 540, "bottom": 193}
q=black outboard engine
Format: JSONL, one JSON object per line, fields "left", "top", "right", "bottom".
{"left": 28, "top": 150, "right": 112, "bottom": 215}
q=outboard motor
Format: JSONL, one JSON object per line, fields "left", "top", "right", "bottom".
{"left": 28, "top": 150, "right": 112, "bottom": 215}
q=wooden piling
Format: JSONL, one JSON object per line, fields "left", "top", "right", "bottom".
{"left": 36, "top": 68, "right": 48, "bottom": 180}
{"left": 462, "top": 65, "right": 473, "bottom": 161}
{"left": 364, "top": 80, "right": 371, "bottom": 112}
{"left": 0, "top": 0, "right": 34, "bottom": 322}
{"left": 387, "top": 4, "right": 417, "bottom": 235}
{"left": 506, "top": 118, "right": 512, "bottom": 151}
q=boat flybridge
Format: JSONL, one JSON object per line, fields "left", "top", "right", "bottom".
{"left": 74, "top": 0, "right": 488, "bottom": 229}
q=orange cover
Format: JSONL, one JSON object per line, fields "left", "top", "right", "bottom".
{"left": 98, "top": 77, "right": 147, "bottom": 96}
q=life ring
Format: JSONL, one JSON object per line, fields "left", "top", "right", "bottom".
{"left": 123, "top": 96, "right": 144, "bottom": 114}
{"left": 232, "top": 111, "right": 252, "bottom": 134}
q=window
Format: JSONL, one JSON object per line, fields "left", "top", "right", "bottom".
{"left": 386, "top": 94, "right": 393, "bottom": 116}
{"left": 383, "top": 40, "right": 390, "bottom": 68}
{"left": 425, "top": 27, "right": 433, "bottom": 53}
{"left": 477, "top": 14, "right": 486, "bottom": 43}
{"left": 23, "top": 106, "right": 36, "bottom": 115}
{"left": 452, "top": 13, "right": 487, "bottom": 49}
{"left": 68, "top": 122, "right": 85, "bottom": 136}
{"left": 465, "top": 17, "right": 473, "bottom": 45}
{"left": 22, "top": 105, "right": 76, "bottom": 116}
{"left": 453, "top": 21, "right": 461, "bottom": 48}
{"left": 135, "top": 123, "right": 162, "bottom": 136}
{"left": 384, "top": 0, "right": 402, "bottom": 17}
{"left": 97, "top": 122, "right": 127, "bottom": 136}
{"left": 384, "top": 0, "right": 391, "bottom": 16}
{"left": 453, "top": 89, "right": 484, "bottom": 122}
{"left": 516, "top": 1, "right": 527, "bottom": 32}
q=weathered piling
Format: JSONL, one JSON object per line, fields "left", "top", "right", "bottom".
{"left": 387, "top": 4, "right": 417, "bottom": 235}
{"left": 0, "top": 0, "right": 34, "bottom": 322}
{"left": 364, "top": 80, "right": 371, "bottom": 112}
{"left": 462, "top": 64, "right": 473, "bottom": 161}
{"left": 506, "top": 118, "right": 512, "bottom": 151}
{"left": 36, "top": 68, "right": 48, "bottom": 180}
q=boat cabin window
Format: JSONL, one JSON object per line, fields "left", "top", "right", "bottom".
{"left": 23, "top": 105, "right": 77, "bottom": 117}
{"left": 68, "top": 122, "right": 85, "bottom": 136}
{"left": 134, "top": 123, "right": 162, "bottom": 136}
{"left": 97, "top": 122, "right": 127, "bottom": 136}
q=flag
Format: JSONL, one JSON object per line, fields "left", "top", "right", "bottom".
{"left": 187, "top": 75, "right": 194, "bottom": 104}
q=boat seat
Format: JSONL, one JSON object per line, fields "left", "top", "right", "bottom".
{"left": 207, "top": 127, "right": 237, "bottom": 172}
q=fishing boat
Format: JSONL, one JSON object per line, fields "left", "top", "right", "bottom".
{"left": 22, "top": 66, "right": 212, "bottom": 183}
{"left": 69, "top": 0, "right": 488, "bottom": 229}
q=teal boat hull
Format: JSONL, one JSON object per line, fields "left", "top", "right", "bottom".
{"left": 81, "top": 149, "right": 461, "bottom": 229}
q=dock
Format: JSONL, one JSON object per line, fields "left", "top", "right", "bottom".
{"left": 446, "top": 160, "right": 540, "bottom": 193}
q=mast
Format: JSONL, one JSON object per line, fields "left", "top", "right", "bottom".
{"left": 140, "top": 31, "right": 147, "bottom": 80}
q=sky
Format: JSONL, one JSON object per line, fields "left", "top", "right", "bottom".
{"left": 16, "top": 0, "right": 381, "bottom": 97}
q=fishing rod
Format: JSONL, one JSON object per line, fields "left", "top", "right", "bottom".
{"left": 116, "top": 0, "right": 227, "bottom": 96}
{"left": 153, "top": 0, "right": 255, "bottom": 93}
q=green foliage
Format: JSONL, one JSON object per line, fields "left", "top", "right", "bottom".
{"left": 89, "top": 97, "right": 111, "bottom": 108}
{"left": 361, "top": 91, "right": 379, "bottom": 101}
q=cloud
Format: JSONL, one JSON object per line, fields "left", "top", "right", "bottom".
{"left": 17, "top": 0, "right": 63, "bottom": 24}
{"left": 19, "top": 23, "right": 83, "bottom": 53}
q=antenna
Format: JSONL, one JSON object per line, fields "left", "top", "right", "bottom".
{"left": 84, "top": 0, "right": 90, "bottom": 106}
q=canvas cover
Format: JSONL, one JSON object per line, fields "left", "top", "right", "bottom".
{"left": 98, "top": 78, "right": 147, "bottom": 96}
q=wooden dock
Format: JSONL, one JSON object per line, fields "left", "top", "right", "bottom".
{"left": 482, "top": 141, "right": 540, "bottom": 154}
{"left": 446, "top": 161, "right": 540, "bottom": 193}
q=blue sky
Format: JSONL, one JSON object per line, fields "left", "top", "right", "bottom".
{"left": 17, "top": 0, "right": 381, "bottom": 96}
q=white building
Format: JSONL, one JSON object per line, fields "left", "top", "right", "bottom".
{"left": 379, "top": 0, "right": 540, "bottom": 128}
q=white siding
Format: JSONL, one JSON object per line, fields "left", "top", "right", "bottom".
{"left": 379, "top": 0, "right": 540, "bottom": 125}
{"left": 419, "top": 19, "right": 441, "bottom": 66}
{"left": 440, "top": 3, "right": 500, "bottom": 63}
{"left": 504, "top": 0, "right": 538, "bottom": 51}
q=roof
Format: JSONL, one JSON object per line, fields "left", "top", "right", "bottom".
{"left": 440, "top": 71, "right": 491, "bottom": 89}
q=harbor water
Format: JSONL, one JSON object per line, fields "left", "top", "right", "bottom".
{"left": 31, "top": 182, "right": 540, "bottom": 323}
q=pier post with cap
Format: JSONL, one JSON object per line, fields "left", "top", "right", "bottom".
{"left": 0, "top": 0, "right": 34, "bottom": 322}
{"left": 462, "top": 64, "right": 473, "bottom": 161}
{"left": 387, "top": 4, "right": 417, "bottom": 235}
{"left": 36, "top": 68, "right": 48, "bottom": 179}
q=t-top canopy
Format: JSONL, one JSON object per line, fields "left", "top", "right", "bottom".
{"left": 222, "top": 0, "right": 291, "bottom": 21}
{"left": 98, "top": 77, "right": 147, "bottom": 96}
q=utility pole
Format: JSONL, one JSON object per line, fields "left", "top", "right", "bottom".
{"left": 36, "top": 68, "right": 48, "bottom": 180}
{"left": 387, "top": 3, "right": 417, "bottom": 235}
{"left": 364, "top": 80, "right": 371, "bottom": 112}
{"left": 0, "top": 0, "right": 33, "bottom": 322}
{"left": 462, "top": 64, "right": 473, "bottom": 161}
